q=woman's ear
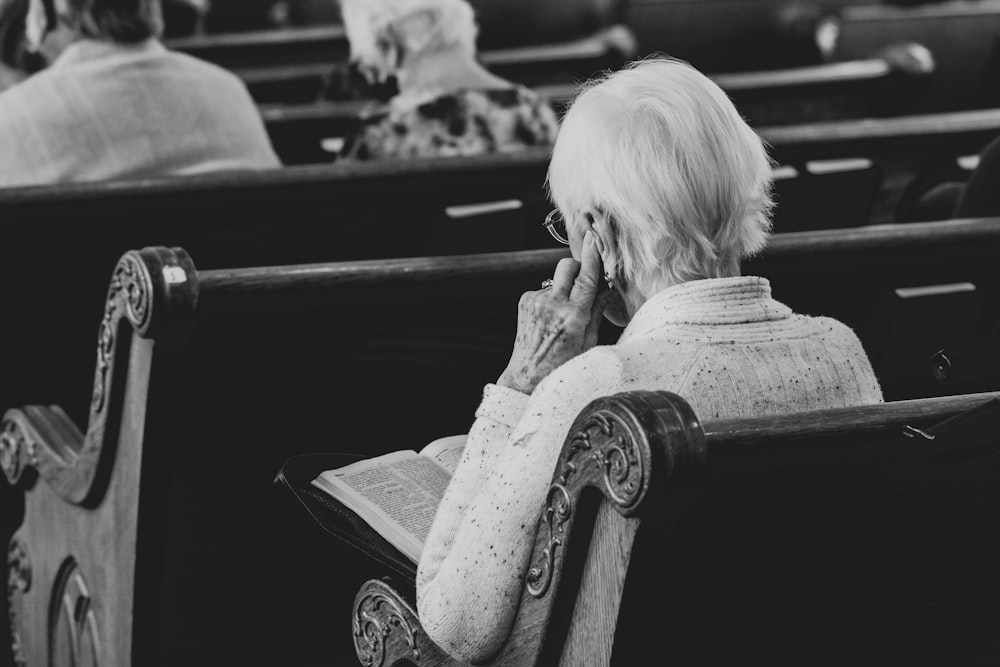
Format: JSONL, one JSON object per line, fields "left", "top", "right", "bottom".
{"left": 585, "top": 208, "right": 620, "bottom": 281}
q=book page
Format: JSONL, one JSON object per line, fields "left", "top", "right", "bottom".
{"left": 313, "top": 450, "right": 452, "bottom": 562}
{"left": 419, "top": 434, "right": 468, "bottom": 475}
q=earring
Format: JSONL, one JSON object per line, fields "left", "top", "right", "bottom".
{"left": 604, "top": 272, "right": 615, "bottom": 291}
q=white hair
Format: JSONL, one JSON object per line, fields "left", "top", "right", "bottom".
{"left": 548, "top": 58, "right": 774, "bottom": 295}
{"left": 338, "top": 0, "right": 477, "bottom": 79}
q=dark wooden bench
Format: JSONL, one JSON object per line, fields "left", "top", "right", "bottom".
{"left": 247, "top": 46, "right": 928, "bottom": 118}
{"left": 4, "top": 222, "right": 1000, "bottom": 663}
{"left": 0, "top": 153, "right": 554, "bottom": 427}
{"left": 259, "top": 50, "right": 932, "bottom": 165}
{"left": 762, "top": 108, "right": 1000, "bottom": 225}
{"left": 1, "top": 126, "right": 997, "bottom": 426}
{"left": 624, "top": 0, "right": 880, "bottom": 73}
{"left": 744, "top": 218, "right": 1000, "bottom": 401}
{"left": 340, "top": 388, "right": 1000, "bottom": 665}
{"left": 828, "top": 0, "right": 1000, "bottom": 114}
{"left": 258, "top": 83, "right": 577, "bottom": 165}
{"left": 266, "top": 103, "right": 1000, "bottom": 170}
{"left": 218, "top": 25, "right": 638, "bottom": 105}
{"left": 262, "top": 106, "right": 1000, "bottom": 228}
{"left": 0, "top": 246, "right": 563, "bottom": 666}
{"left": 166, "top": 24, "right": 350, "bottom": 70}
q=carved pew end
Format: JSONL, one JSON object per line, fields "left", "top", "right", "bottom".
{"left": 353, "top": 579, "right": 456, "bottom": 667}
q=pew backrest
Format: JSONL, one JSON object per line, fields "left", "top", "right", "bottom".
{"left": 0, "top": 153, "right": 553, "bottom": 424}
{"left": 166, "top": 24, "right": 350, "bottom": 70}
{"left": 258, "top": 53, "right": 932, "bottom": 160}
{"left": 624, "top": 0, "right": 880, "bottom": 73}
{"left": 6, "top": 222, "right": 1000, "bottom": 664}
{"left": 830, "top": 0, "right": 1000, "bottom": 113}
{"left": 225, "top": 25, "right": 638, "bottom": 104}
{"left": 1, "top": 246, "right": 566, "bottom": 665}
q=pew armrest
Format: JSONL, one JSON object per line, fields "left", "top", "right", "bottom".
{"left": 1, "top": 405, "right": 82, "bottom": 496}
{"left": 353, "top": 579, "right": 460, "bottom": 667}
{"left": 1, "top": 247, "right": 198, "bottom": 506}
{"left": 350, "top": 391, "right": 707, "bottom": 665}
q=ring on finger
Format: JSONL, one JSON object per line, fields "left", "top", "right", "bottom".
{"left": 540, "top": 279, "right": 554, "bottom": 290}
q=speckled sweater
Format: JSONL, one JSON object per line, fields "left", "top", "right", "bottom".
{"left": 417, "top": 276, "right": 884, "bottom": 662}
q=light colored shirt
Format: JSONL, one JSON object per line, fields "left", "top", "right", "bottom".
{"left": 0, "top": 39, "right": 280, "bottom": 187}
{"left": 417, "top": 276, "right": 884, "bottom": 662}
{"left": 341, "top": 86, "right": 560, "bottom": 160}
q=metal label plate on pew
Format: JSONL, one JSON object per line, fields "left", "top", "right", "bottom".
{"left": 163, "top": 267, "right": 187, "bottom": 285}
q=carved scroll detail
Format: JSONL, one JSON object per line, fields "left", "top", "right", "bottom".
{"left": 92, "top": 253, "right": 153, "bottom": 414}
{"left": 7, "top": 539, "right": 31, "bottom": 667}
{"left": 526, "top": 410, "right": 648, "bottom": 599}
{"left": 3, "top": 248, "right": 196, "bottom": 508}
{"left": 525, "top": 484, "right": 572, "bottom": 599}
{"left": 0, "top": 418, "right": 35, "bottom": 485}
{"left": 353, "top": 581, "right": 423, "bottom": 667}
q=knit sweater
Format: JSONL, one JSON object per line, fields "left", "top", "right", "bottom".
{"left": 417, "top": 276, "right": 884, "bottom": 662}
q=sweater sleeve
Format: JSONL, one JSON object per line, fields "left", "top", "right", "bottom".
{"left": 416, "top": 347, "right": 622, "bottom": 663}
{"left": 818, "top": 317, "right": 885, "bottom": 405}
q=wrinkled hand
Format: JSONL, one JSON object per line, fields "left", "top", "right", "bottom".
{"left": 498, "top": 231, "right": 609, "bottom": 395}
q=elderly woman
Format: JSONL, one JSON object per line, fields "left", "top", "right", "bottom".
{"left": 416, "top": 58, "right": 884, "bottom": 663}
{"left": 337, "top": 0, "right": 558, "bottom": 160}
{"left": 0, "top": 0, "right": 278, "bottom": 187}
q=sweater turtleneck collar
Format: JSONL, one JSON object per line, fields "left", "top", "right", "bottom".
{"left": 620, "top": 276, "right": 792, "bottom": 341}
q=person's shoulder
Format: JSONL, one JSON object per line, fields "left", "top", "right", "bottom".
{"left": 161, "top": 47, "right": 249, "bottom": 87}
{"left": 534, "top": 345, "right": 626, "bottom": 398}
{"left": 0, "top": 67, "right": 65, "bottom": 124}
{"left": 0, "top": 61, "right": 63, "bottom": 96}
{"left": 794, "top": 313, "right": 866, "bottom": 347}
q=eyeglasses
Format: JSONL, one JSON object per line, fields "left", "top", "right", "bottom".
{"left": 543, "top": 209, "right": 570, "bottom": 245}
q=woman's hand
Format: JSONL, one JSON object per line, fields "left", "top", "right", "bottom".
{"left": 497, "top": 230, "right": 609, "bottom": 395}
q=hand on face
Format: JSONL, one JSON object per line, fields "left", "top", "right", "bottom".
{"left": 497, "top": 230, "right": 611, "bottom": 395}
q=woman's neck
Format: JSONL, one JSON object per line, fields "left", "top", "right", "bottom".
{"left": 623, "top": 260, "right": 743, "bottom": 322}
{"left": 396, "top": 46, "right": 511, "bottom": 97}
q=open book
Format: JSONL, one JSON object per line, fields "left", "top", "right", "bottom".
{"left": 311, "top": 435, "right": 467, "bottom": 564}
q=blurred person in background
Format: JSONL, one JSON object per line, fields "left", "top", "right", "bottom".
{"left": 0, "top": 0, "right": 279, "bottom": 188}
{"left": 337, "top": 0, "right": 558, "bottom": 160}
{"left": 901, "top": 136, "right": 1000, "bottom": 222}
{"left": 0, "top": 0, "right": 41, "bottom": 91}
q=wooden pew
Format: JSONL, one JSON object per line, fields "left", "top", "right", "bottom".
{"left": 247, "top": 47, "right": 927, "bottom": 116}
{"left": 828, "top": 0, "right": 1000, "bottom": 114}
{"left": 4, "top": 224, "right": 1000, "bottom": 663}
{"left": 166, "top": 24, "right": 350, "bottom": 70}
{"left": 715, "top": 43, "right": 931, "bottom": 126}
{"left": 261, "top": 105, "right": 1000, "bottom": 227}
{"left": 165, "top": 2, "right": 631, "bottom": 72}
{"left": 762, "top": 108, "right": 1000, "bottom": 225}
{"left": 0, "top": 153, "right": 553, "bottom": 427}
{"left": 218, "top": 25, "right": 638, "bottom": 105}
{"left": 0, "top": 126, "right": 997, "bottom": 427}
{"left": 264, "top": 101, "right": 1000, "bottom": 171}
{"left": 258, "top": 83, "right": 576, "bottom": 165}
{"left": 342, "top": 388, "right": 1000, "bottom": 665}
{"left": 0, "top": 246, "right": 561, "bottom": 666}
{"left": 259, "top": 51, "right": 932, "bottom": 165}
{"left": 624, "top": 0, "right": 881, "bottom": 73}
